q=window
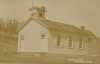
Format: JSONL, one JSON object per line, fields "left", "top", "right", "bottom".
{"left": 20, "top": 36, "right": 25, "bottom": 40}
{"left": 79, "top": 38, "right": 83, "bottom": 49}
{"left": 39, "top": 13, "right": 42, "bottom": 17}
{"left": 93, "top": 39, "right": 96, "bottom": 44}
{"left": 69, "top": 36, "right": 73, "bottom": 47}
{"left": 41, "top": 35, "right": 45, "bottom": 39}
{"left": 57, "top": 34, "right": 61, "bottom": 46}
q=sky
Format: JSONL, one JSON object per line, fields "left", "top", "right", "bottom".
{"left": 0, "top": 0, "right": 100, "bottom": 37}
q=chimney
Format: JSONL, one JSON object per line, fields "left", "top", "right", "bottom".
{"left": 80, "top": 26, "right": 85, "bottom": 30}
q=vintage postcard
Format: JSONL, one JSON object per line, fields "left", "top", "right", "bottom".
{"left": 0, "top": 0, "right": 100, "bottom": 64}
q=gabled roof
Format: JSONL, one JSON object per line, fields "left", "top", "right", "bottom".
{"left": 88, "top": 37, "right": 100, "bottom": 42}
{"left": 37, "top": 18, "right": 89, "bottom": 35}
{"left": 85, "top": 30, "right": 100, "bottom": 42}
{"left": 17, "top": 17, "right": 88, "bottom": 35}
{"left": 85, "top": 30, "right": 97, "bottom": 38}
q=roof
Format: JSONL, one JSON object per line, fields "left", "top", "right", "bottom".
{"left": 17, "top": 17, "right": 89, "bottom": 35}
{"left": 29, "top": 6, "right": 46, "bottom": 11}
{"left": 88, "top": 37, "right": 100, "bottom": 42}
{"left": 38, "top": 19, "right": 89, "bottom": 35}
{"left": 85, "top": 30, "right": 100, "bottom": 42}
{"left": 85, "top": 30, "right": 97, "bottom": 38}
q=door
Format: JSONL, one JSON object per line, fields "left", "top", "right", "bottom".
{"left": 20, "top": 36, "right": 25, "bottom": 52}
{"left": 41, "top": 34, "right": 47, "bottom": 52}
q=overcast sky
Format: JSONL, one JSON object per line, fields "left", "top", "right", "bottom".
{"left": 0, "top": 0, "right": 100, "bottom": 37}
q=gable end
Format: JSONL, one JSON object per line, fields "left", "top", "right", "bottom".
{"left": 16, "top": 17, "right": 49, "bottom": 32}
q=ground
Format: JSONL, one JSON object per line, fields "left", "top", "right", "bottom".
{"left": 0, "top": 41, "right": 100, "bottom": 63}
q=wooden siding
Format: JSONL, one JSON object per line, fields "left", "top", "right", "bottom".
{"left": 18, "top": 20, "right": 48, "bottom": 52}
{"left": 48, "top": 29, "right": 88, "bottom": 55}
{"left": 88, "top": 39, "right": 100, "bottom": 55}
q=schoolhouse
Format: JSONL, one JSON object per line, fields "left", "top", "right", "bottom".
{"left": 17, "top": 6, "right": 99, "bottom": 55}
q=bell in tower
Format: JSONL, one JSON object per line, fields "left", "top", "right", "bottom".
{"left": 29, "top": 6, "right": 46, "bottom": 19}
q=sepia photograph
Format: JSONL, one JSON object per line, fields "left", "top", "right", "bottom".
{"left": 0, "top": 0, "right": 100, "bottom": 64}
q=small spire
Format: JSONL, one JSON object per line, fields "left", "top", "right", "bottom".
{"left": 29, "top": 0, "right": 34, "bottom": 17}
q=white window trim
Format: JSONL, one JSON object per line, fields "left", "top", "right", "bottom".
{"left": 78, "top": 38, "right": 84, "bottom": 50}
{"left": 20, "top": 35, "right": 25, "bottom": 40}
{"left": 55, "top": 34, "right": 63, "bottom": 48}
{"left": 68, "top": 36, "right": 74, "bottom": 48}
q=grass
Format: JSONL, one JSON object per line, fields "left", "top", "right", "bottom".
{"left": 0, "top": 40, "right": 17, "bottom": 52}
{"left": 0, "top": 40, "right": 100, "bottom": 63}
{"left": 0, "top": 52, "right": 99, "bottom": 63}
{"left": 0, "top": 52, "right": 74, "bottom": 63}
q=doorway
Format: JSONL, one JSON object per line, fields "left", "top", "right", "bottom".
{"left": 41, "top": 34, "right": 47, "bottom": 52}
{"left": 20, "top": 35, "right": 25, "bottom": 52}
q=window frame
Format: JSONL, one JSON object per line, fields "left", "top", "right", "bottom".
{"left": 56, "top": 34, "right": 61, "bottom": 47}
{"left": 78, "top": 37, "right": 84, "bottom": 49}
{"left": 41, "top": 35, "right": 45, "bottom": 39}
{"left": 20, "top": 35, "right": 25, "bottom": 40}
{"left": 40, "top": 33, "right": 46, "bottom": 39}
{"left": 68, "top": 36, "right": 73, "bottom": 48}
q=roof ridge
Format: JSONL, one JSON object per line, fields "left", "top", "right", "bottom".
{"left": 45, "top": 19, "right": 76, "bottom": 27}
{"left": 17, "top": 17, "right": 90, "bottom": 35}
{"left": 37, "top": 18, "right": 88, "bottom": 35}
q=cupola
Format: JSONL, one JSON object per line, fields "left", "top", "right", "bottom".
{"left": 29, "top": 6, "right": 46, "bottom": 19}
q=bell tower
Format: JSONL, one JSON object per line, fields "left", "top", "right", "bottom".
{"left": 29, "top": 0, "right": 46, "bottom": 19}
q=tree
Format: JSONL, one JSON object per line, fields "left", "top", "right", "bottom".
{"left": 0, "top": 18, "right": 3, "bottom": 30}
